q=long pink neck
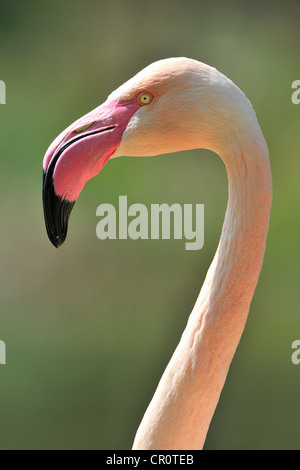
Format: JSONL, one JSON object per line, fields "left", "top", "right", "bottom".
{"left": 132, "top": 135, "right": 272, "bottom": 450}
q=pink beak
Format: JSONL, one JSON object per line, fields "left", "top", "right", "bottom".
{"left": 42, "top": 98, "right": 140, "bottom": 247}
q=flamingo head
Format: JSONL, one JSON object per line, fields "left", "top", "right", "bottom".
{"left": 42, "top": 57, "right": 256, "bottom": 247}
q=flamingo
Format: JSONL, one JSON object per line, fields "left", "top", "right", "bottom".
{"left": 42, "top": 58, "right": 272, "bottom": 449}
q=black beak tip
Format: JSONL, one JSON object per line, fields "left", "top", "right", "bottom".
{"left": 43, "top": 170, "right": 75, "bottom": 248}
{"left": 49, "top": 230, "right": 67, "bottom": 249}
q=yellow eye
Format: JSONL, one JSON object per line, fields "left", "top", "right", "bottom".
{"left": 138, "top": 92, "right": 153, "bottom": 106}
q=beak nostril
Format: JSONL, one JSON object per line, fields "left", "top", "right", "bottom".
{"left": 75, "top": 122, "right": 95, "bottom": 133}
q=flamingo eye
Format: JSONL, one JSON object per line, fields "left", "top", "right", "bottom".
{"left": 138, "top": 92, "right": 153, "bottom": 106}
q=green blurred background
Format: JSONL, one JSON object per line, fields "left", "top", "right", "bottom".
{"left": 0, "top": 0, "right": 299, "bottom": 450}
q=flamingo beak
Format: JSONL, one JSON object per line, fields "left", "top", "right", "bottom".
{"left": 42, "top": 99, "right": 140, "bottom": 247}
